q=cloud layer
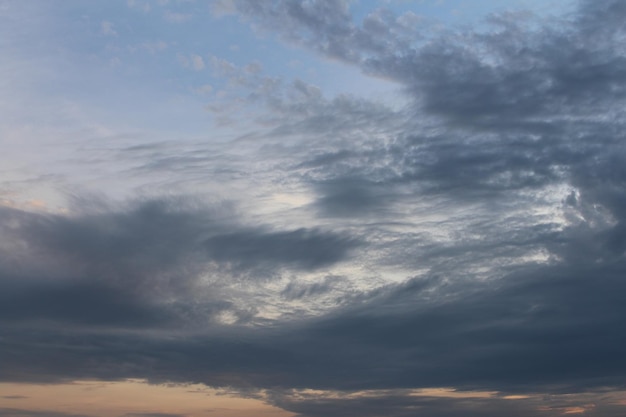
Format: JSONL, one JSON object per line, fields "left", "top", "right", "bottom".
{"left": 2, "top": 1, "right": 626, "bottom": 416}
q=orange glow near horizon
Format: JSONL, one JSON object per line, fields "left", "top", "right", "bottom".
{"left": 0, "top": 380, "right": 293, "bottom": 417}
{"left": 3, "top": 381, "right": 626, "bottom": 417}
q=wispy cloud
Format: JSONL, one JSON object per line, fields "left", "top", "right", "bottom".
{"left": 100, "top": 20, "right": 117, "bottom": 37}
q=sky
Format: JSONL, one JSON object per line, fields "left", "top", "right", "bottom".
{"left": 2, "top": 0, "right": 626, "bottom": 416}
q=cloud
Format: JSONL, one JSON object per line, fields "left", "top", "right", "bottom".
{"left": 264, "top": 388, "right": 626, "bottom": 417}
{"left": 0, "top": 278, "right": 173, "bottom": 327}
{"left": 191, "top": 54, "right": 205, "bottom": 70}
{"left": 163, "top": 11, "right": 192, "bottom": 23}
{"left": 164, "top": 0, "right": 626, "bottom": 396}
{"left": 127, "top": 0, "right": 152, "bottom": 13}
{"left": 3, "top": 244, "right": 626, "bottom": 391}
{"left": 0, "top": 197, "right": 358, "bottom": 331}
{"left": 100, "top": 21, "right": 117, "bottom": 37}
{"left": 227, "top": 0, "right": 626, "bottom": 220}
{"left": 194, "top": 84, "right": 213, "bottom": 95}
{"left": 311, "top": 177, "right": 389, "bottom": 218}
{"left": 204, "top": 228, "right": 359, "bottom": 272}
{"left": 231, "top": 0, "right": 423, "bottom": 63}
{"left": 281, "top": 275, "right": 345, "bottom": 301}
{"left": 231, "top": 0, "right": 626, "bottom": 128}
{"left": 179, "top": 54, "right": 205, "bottom": 71}
{"left": 211, "top": 0, "right": 236, "bottom": 17}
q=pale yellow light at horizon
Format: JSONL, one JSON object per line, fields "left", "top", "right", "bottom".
{"left": 0, "top": 380, "right": 293, "bottom": 417}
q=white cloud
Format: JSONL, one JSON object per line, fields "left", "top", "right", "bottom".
{"left": 211, "top": 0, "right": 236, "bottom": 17}
{"left": 164, "top": 10, "right": 192, "bottom": 23}
{"left": 178, "top": 53, "right": 206, "bottom": 71}
{"left": 191, "top": 54, "right": 205, "bottom": 70}
{"left": 100, "top": 20, "right": 117, "bottom": 36}
{"left": 127, "top": 0, "right": 151, "bottom": 13}
{"left": 195, "top": 84, "right": 214, "bottom": 95}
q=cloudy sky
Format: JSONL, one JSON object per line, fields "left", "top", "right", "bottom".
{"left": 2, "top": 0, "right": 626, "bottom": 416}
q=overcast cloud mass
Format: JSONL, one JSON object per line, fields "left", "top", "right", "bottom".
{"left": 2, "top": 0, "right": 626, "bottom": 416}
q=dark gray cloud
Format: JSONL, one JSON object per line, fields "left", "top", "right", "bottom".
{"left": 3, "top": 233, "right": 626, "bottom": 391}
{"left": 0, "top": 278, "right": 171, "bottom": 327}
{"left": 0, "top": 198, "right": 357, "bottom": 329}
{"left": 265, "top": 389, "right": 618, "bottom": 417}
{"left": 205, "top": 228, "right": 357, "bottom": 271}
{"left": 234, "top": 0, "right": 626, "bottom": 124}
{"left": 233, "top": 0, "right": 626, "bottom": 209}
{"left": 312, "top": 178, "right": 388, "bottom": 217}
{"left": 2, "top": 236, "right": 626, "bottom": 417}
